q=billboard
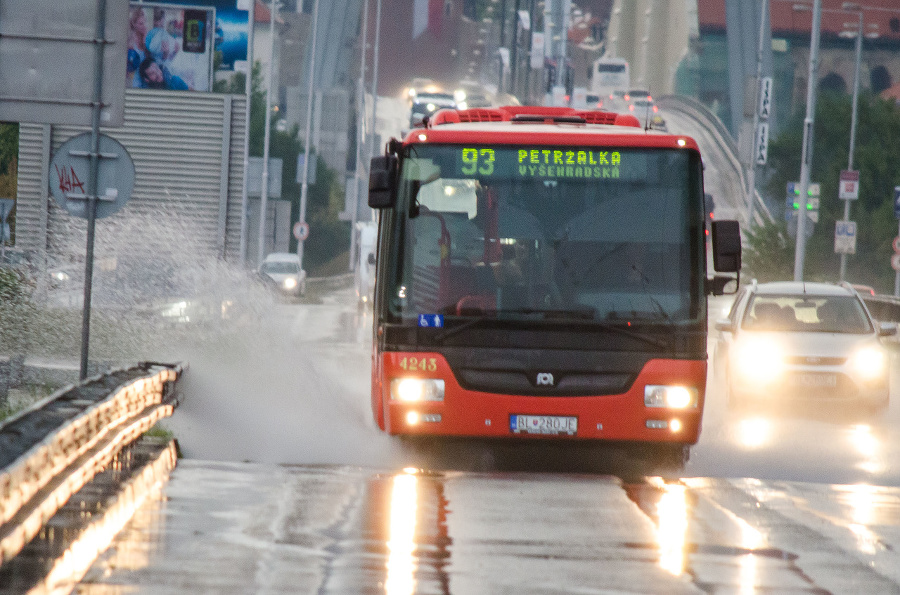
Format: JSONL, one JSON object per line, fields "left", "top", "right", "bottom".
{"left": 127, "top": 2, "right": 216, "bottom": 92}
{"left": 164, "top": 0, "right": 252, "bottom": 84}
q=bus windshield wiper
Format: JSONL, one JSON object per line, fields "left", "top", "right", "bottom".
{"left": 508, "top": 308, "right": 671, "bottom": 349}
{"left": 430, "top": 308, "right": 670, "bottom": 350}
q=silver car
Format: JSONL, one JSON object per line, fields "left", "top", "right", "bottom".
{"left": 714, "top": 281, "right": 895, "bottom": 412}
{"left": 258, "top": 253, "right": 307, "bottom": 297}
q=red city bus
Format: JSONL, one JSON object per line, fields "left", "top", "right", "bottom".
{"left": 367, "top": 106, "right": 741, "bottom": 463}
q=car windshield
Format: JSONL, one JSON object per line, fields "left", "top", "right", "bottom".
{"left": 261, "top": 262, "right": 300, "bottom": 274}
{"left": 386, "top": 144, "right": 705, "bottom": 325}
{"left": 742, "top": 295, "right": 873, "bottom": 333}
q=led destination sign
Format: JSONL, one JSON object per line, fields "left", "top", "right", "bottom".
{"left": 457, "top": 147, "right": 624, "bottom": 180}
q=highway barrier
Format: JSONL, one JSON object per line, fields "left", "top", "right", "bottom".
{"left": 0, "top": 362, "right": 183, "bottom": 565}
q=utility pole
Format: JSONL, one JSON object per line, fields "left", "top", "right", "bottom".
{"left": 348, "top": 0, "right": 370, "bottom": 272}
{"left": 369, "top": 0, "right": 382, "bottom": 160}
{"left": 510, "top": 0, "right": 522, "bottom": 99}
{"left": 839, "top": 4, "right": 864, "bottom": 282}
{"left": 257, "top": 0, "right": 278, "bottom": 266}
{"left": 499, "top": 0, "right": 507, "bottom": 94}
{"left": 239, "top": 0, "right": 256, "bottom": 264}
{"left": 745, "top": 0, "right": 769, "bottom": 230}
{"left": 297, "top": 0, "right": 320, "bottom": 271}
{"left": 793, "top": 0, "right": 822, "bottom": 282}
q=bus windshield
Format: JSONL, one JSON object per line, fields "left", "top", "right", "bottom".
{"left": 387, "top": 145, "right": 704, "bottom": 325}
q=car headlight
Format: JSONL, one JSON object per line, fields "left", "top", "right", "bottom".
{"left": 283, "top": 277, "right": 298, "bottom": 290}
{"left": 850, "top": 346, "right": 887, "bottom": 380}
{"left": 732, "top": 336, "right": 784, "bottom": 383}
{"left": 390, "top": 378, "right": 445, "bottom": 402}
{"left": 644, "top": 385, "right": 699, "bottom": 409}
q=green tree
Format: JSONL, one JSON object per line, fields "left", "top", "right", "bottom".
{"left": 220, "top": 62, "right": 349, "bottom": 273}
{"left": 752, "top": 91, "right": 900, "bottom": 292}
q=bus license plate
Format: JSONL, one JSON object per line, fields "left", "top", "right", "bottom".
{"left": 510, "top": 415, "right": 577, "bottom": 436}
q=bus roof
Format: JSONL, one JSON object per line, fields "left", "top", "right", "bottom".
{"left": 401, "top": 106, "right": 700, "bottom": 152}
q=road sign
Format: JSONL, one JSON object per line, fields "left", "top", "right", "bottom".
{"left": 893, "top": 254, "right": 900, "bottom": 272}
{"left": 249, "top": 157, "right": 284, "bottom": 198}
{"left": 293, "top": 221, "right": 309, "bottom": 241}
{"left": 0, "top": 0, "right": 128, "bottom": 127}
{"left": 754, "top": 122, "right": 769, "bottom": 165}
{"left": 296, "top": 153, "right": 317, "bottom": 186}
{"left": 49, "top": 133, "right": 135, "bottom": 220}
{"left": 834, "top": 220, "right": 857, "bottom": 255}
{"left": 758, "top": 77, "right": 772, "bottom": 120}
{"left": 894, "top": 186, "right": 900, "bottom": 219}
{"left": 839, "top": 170, "right": 860, "bottom": 200}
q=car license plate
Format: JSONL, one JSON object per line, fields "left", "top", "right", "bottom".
{"left": 796, "top": 373, "right": 837, "bottom": 387}
{"left": 510, "top": 415, "right": 577, "bottom": 436}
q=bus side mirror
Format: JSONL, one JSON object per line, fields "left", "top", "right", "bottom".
{"left": 711, "top": 220, "right": 741, "bottom": 273}
{"left": 369, "top": 155, "right": 398, "bottom": 209}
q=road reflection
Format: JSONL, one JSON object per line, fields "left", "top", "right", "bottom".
{"left": 385, "top": 469, "right": 419, "bottom": 595}
{"left": 648, "top": 477, "right": 688, "bottom": 576}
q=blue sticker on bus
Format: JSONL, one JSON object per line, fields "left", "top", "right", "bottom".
{"left": 418, "top": 314, "right": 444, "bottom": 328}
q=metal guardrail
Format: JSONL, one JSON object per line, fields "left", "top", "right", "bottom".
{"left": 657, "top": 95, "right": 774, "bottom": 227}
{"left": 0, "top": 362, "right": 183, "bottom": 565}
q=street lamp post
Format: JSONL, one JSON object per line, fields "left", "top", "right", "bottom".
{"left": 838, "top": 3, "right": 879, "bottom": 281}
{"left": 746, "top": 0, "right": 770, "bottom": 230}
{"left": 297, "top": 0, "right": 320, "bottom": 271}
{"left": 793, "top": 0, "right": 823, "bottom": 282}
{"left": 257, "top": 0, "right": 278, "bottom": 266}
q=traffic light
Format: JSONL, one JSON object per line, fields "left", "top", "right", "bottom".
{"left": 785, "top": 182, "right": 820, "bottom": 222}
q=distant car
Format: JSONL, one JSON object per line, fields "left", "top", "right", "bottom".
{"left": 714, "top": 281, "right": 895, "bottom": 413}
{"left": 602, "top": 89, "right": 629, "bottom": 111}
{"left": 410, "top": 92, "right": 456, "bottom": 127}
{"left": 627, "top": 91, "right": 659, "bottom": 123}
{"left": 585, "top": 94, "right": 604, "bottom": 110}
{"left": 454, "top": 82, "right": 493, "bottom": 109}
{"left": 258, "top": 252, "right": 306, "bottom": 297}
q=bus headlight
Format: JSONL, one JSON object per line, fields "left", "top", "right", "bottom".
{"left": 391, "top": 378, "right": 445, "bottom": 402}
{"left": 850, "top": 347, "right": 887, "bottom": 381}
{"left": 644, "top": 385, "right": 698, "bottom": 409}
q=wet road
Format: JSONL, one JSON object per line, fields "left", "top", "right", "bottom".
{"left": 42, "top": 287, "right": 900, "bottom": 593}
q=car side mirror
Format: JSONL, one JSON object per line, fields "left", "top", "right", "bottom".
{"left": 878, "top": 322, "right": 898, "bottom": 337}
{"left": 714, "top": 318, "right": 734, "bottom": 332}
{"left": 369, "top": 155, "right": 398, "bottom": 209}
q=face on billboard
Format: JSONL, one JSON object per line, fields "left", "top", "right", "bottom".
{"left": 127, "top": 3, "right": 215, "bottom": 92}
